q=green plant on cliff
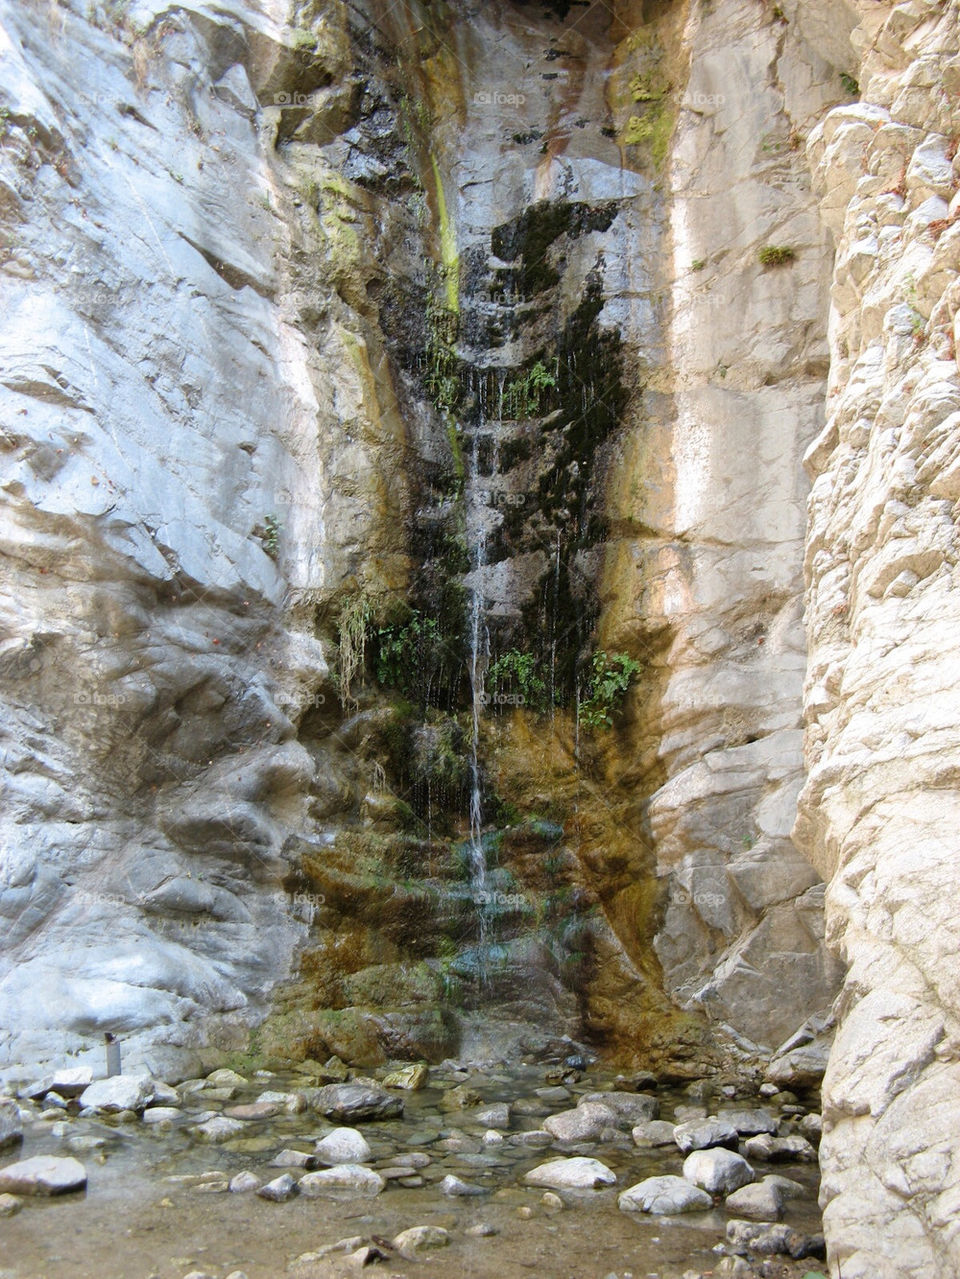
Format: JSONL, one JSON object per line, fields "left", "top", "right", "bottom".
{"left": 840, "top": 72, "right": 860, "bottom": 98}
{"left": 579, "top": 650, "right": 640, "bottom": 729}
{"left": 502, "top": 360, "right": 557, "bottom": 420}
{"left": 336, "top": 590, "right": 373, "bottom": 708}
{"left": 487, "top": 649, "right": 549, "bottom": 711}
{"left": 757, "top": 244, "right": 795, "bottom": 267}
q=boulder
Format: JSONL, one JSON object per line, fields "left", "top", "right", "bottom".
{"left": 256, "top": 1173, "right": 296, "bottom": 1202}
{"left": 192, "top": 1116, "right": 246, "bottom": 1142}
{"left": 522, "top": 1157, "right": 616, "bottom": 1190}
{"left": 382, "top": 1063, "right": 429, "bottom": 1091}
{"left": 724, "top": 1179, "right": 784, "bottom": 1220}
{"left": 78, "top": 1074, "right": 155, "bottom": 1113}
{"left": 718, "top": 1108, "right": 778, "bottom": 1137}
{"left": 314, "top": 1127, "right": 372, "bottom": 1165}
{"left": 618, "top": 1175, "right": 712, "bottom": 1215}
{"left": 0, "top": 1155, "right": 87, "bottom": 1195}
{"left": 312, "top": 1084, "right": 402, "bottom": 1122}
{"left": 632, "top": 1120, "right": 677, "bottom": 1147}
{"left": 440, "top": 1174, "right": 488, "bottom": 1196}
{"left": 683, "top": 1148, "right": 755, "bottom": 1194}
{"left": 743, "top": 1134, "right": 817, "bottom": 1163}
{"left": 578, "top": 1092, "right": 659, "bottom": 1124}
{"left": 674, "top": 1116, "right": 740, "bottom": 1153}
{"left": 0, "top": 1100, "right": 23, "bottom": 1149}
{"left": 298, "top": 1165, "right": 385, "bottom": 1197}
{"left": 544, "top": 1102, "right": 617, "bottom": 1142}
{"left": 392, "top": 1226, "right": 450, "bottom": 1258}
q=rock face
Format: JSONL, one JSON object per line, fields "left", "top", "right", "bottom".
{"left": 0, "top": 0, "right": 847, "bottom": 1079}
{"left": 796, "top": 2, "right": 960, "bottom": 1275}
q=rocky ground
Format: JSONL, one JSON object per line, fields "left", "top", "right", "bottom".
{"left": 0, "top": 1058, "right": 826, "bottom": 1279}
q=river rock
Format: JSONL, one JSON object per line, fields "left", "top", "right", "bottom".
{"left": 799, "top": 1113, "right": 822, "bottom": 1140}
{"left": 313, "top": 1127, "right": 371, "bottom": 1164}
{"left": 440, "top": 1173, "right": 488, "bottom": 1196}
{"left": 465, "top": 1222, "right": 499, "bottom": 1237}
{"left": 442, "top": 1083, "right": 482, "bottom": 1109}
{"left": 683, "top": 1148, "right": 755, "bottom": 1194}
{"left": 763, "top": 1173, "right": 806, "bottom": 1200}
{"left": 726, "top": 1219, "right": 796, "bottom": 1255}
{"left": 718, "top": 1108, "right": 778, "bottom": 1136}
{"left": 674, "top": 1116, "right": 740, "bottom": 1153}
{"left": 229, "top": 1171, "right": 261, "bottom": 1192}
{"left": 312, "top": 1084, "right": 403, "bottom": 1122}
{"left": 544, "top": 1102, "right": 617, "bottom": 1142}
{"left": 392, "top": 1225, "right": 450, "bottom": 1258}
{"left": 299, "top": 1165, "right": 385, "bottom": 1197}
{"left": 618, "top": 1175, "right": 713, "bottom": 1215}
{"left": 382, "top": 1063, "right": 429, "bottom": 1090}
{"left": 632, "top": 1120, "right": 677, "bottom": 1147}
{"left": 0, "top": 1100, "right": 22, "bottom": 1149}
{"left": 578, "top": 1092, "right": 659, "bottom": 1124}
{"left": 142, "top": 1107, "right": 181, "bottom": 1124}
{"left": 523, "top": 1157, "right": 616, "bottom": 1190}
{"left": 27, "top": 1067, "right": 93, "bottom": 1100}
{"left": 743, "top": 1133, "right": 817, "bottom": 1163}
{"left": 724, "top": 1179, "right": 784, "bottom": 1220}
{"left": 0, "top": 1192, "right": 21, "bottom": 1215}
{"left": 192, "top": 1116, "right": 246, "bottom": 1142}
{"left": 0, "top": 1155, "right": 87, "bottom": 1195}
{"left": 79, "top": 1075, "right": 154, "bottom": 1113}
{"left": 271, "top": 1149, "right": 315, "bottom": 1168}
{"left": 206, "top": 1069, "right": 248, "bottom": 1088}
{"left": 224, "top": 1101, "right": 280, "bottom": 1120}
{"left": 475, "top": 1102, "right": 511, "bottom": 1128}
{"left": 256, "top": 1173, "right": 296, "bottom": 1202}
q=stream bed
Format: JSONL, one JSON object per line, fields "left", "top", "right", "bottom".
{"left": 1, "top": 1060, "right": 826, "bottom": 1279}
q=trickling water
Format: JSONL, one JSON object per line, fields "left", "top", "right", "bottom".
{"left": 465, "top": 404, "right": 491, "bottom": 977}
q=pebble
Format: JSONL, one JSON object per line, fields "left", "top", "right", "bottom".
{"left": 392, "top": 1152, "right": 430, "bottom": 1168}
{"left": 541, "top": 1191, "right": 563, "bottom": 1211}
{"left": 683, "top": 1148, "right": 755, "bottom": 1194}
{"left": 206, "top": 1069, "right": 248, "bottom": 1088}
{"left": 193, "top": 1180, "right": 229, "bottom": 1194}
{"left": 229, "top": 1171, "right": 261, "bottom": 1193}
{"left": 800, "top": 1112, "right": 823, "bottom": 1139}
{"left": 465, "top": 1222, "right": 499, "bottom": 1236}
{"left": 618, "top": 1175, "right": 712, "bottom": 1215}
{"left": 509, "top": 1131, "right": 553, "bottom": 1147}
{"left": 442, "top": 1083, "right": 482, "bottom": 1109}
{"left": 256, "top": 1173, "right": 296, "bottom": 1202}
{"left": 483, "top": 1129, "right": 504, "bottom": 1145}
{"left": 0, "top": 1193, "right": 22, "bottom": 1216}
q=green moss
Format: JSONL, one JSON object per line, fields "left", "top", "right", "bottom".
{"left": 623, "top": 101, "right": 675, "bottom": 167}
{"left": 757, "top": 244, "right": 796, "bottom": 267}
{"left": 430, "top": 155, "right": 459, "bottom": 314}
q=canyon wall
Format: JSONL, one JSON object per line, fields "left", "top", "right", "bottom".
{"left": 797, "top": 0, "right": 960, "bottom": 1274}
{"left": 0, "top": 0, "right": 846, "bottom": 1074}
